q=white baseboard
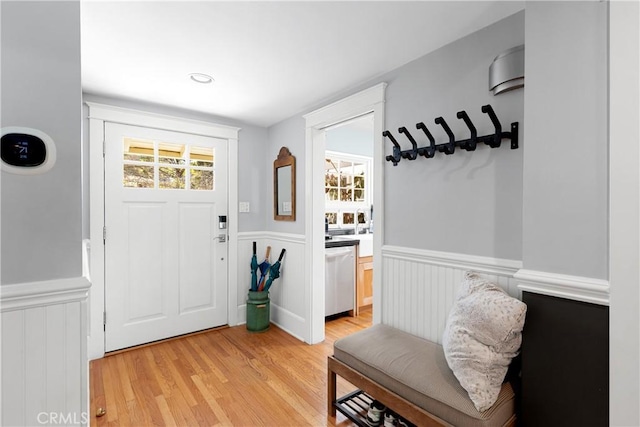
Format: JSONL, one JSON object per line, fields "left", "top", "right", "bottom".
{"left": 270, "top": 303, "right": 306, "bottom": 342}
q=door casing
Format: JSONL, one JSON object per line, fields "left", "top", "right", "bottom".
{"left": 303, "top": 83, "right": 386, "bottom": 344}
{"left": 87, "top": 102, "right": 239, "bottom": 360}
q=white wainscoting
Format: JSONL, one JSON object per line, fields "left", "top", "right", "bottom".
{"left": 237, "top": 232, "right": 306, "bottom": 341}
{"left": 380, "top": 245, "right": 522, "bottom": 344}
{"left": 1, "top": 277, "right": 91, "bottom": 427}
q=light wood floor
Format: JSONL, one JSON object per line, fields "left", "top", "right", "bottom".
{"left": 90, "top": 309, "right": 372, "bottom": 426}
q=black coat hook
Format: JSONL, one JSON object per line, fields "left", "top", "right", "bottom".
{"left": 385, "top": 104, "right": 518, "bottom": 167}
{"left": 434, "top": 117, "right": 455, "bottom": 155}
{"left": 383, "top": 130, "right": 402, "bottom": 166}
{"left": 481, "top": 105, "right": 502, "bottom": 148}
{"left": 398, "top": 127, "right": 418, "bottom": 160}
{"left": 456, "top": 110, "right": 477, "bottom": 151}
{"left": 416, "top": 122, "right": 436, "bottom": 158}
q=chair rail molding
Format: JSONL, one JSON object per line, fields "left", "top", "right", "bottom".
{"left": 383, "top": 245, "right": 522, "bottom": 276}
{"left": 0, "top": 276, "right": 90, "bottom": 312}
{"left": 514, "top": 269, "right": 610, "bottom": 306}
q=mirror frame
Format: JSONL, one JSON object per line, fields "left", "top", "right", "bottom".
{"left": 273, "top": 146, "right": 296, "bottom": 221}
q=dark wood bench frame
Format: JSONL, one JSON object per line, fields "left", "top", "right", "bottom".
{"left": 328, "top": 355, "right": 516, "bottom": 427}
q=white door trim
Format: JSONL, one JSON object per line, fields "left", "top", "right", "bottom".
{"left": 86, "top": 102, "right": 239, "bottom": 359}
{"left": 303, "top": 83, "right": 386, "bottom": 344}
{"left": 609, "top": 2, "right": 640, "bottom": 423}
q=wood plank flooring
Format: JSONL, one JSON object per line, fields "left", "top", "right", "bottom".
{"left": 90, "top": 309, "right": 372, "bottom": 426}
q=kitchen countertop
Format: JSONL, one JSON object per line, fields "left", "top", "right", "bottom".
{"left": 325, "top": 236, "right": 360, "bottom": 249}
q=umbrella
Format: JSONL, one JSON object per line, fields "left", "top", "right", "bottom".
{"left": 263, "top": 248, "right": 286, "bottom": 292}
{"left": 250, "top": 241, "right": 259, "bottom": 291}
{"left": 257, "top": 246, "right": 271, "bottom": 291}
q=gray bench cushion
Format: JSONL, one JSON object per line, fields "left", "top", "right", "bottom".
{"left": 333, "top": 324, "right": 515, "bottom": 427}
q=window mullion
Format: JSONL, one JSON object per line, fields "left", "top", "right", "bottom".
{"left": 154, "top": 141, "right": 159, "bottom": 189}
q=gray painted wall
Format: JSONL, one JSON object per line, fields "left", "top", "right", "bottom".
{"left": 268, "top": 11, "right": 525, "bottom": 260}
{"left": 267, "top": 116, "right": 306, "bottom": 235}
{"left": 1, "top": 1, "right": 83, "bottom": 285}
{"left": 81, "top": 94, "right": 269, "bottom": 235}
{"left": 523, "top": 1, "right": 608, "bottom": 279}
{"left": 381, "top": 11, "right": 524, "bottom": 260}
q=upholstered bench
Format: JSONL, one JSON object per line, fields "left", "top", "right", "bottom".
{"left": 328, "top": 324, "right": 517, "bottom": 427}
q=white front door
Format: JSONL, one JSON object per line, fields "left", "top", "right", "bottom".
{"left": 104, "top": 122, "right": 228, "bottom": 351}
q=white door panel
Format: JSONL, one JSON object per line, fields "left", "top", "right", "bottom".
{"left": 104, "top": 122, "right": 228, "bottom": 351}
{"left": 178, "top": 203, "right": 219, "bottom": 314}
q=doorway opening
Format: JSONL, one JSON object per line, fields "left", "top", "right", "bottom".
{"left": 324, "top": 114, "right": 375, "bottom": 326}
{"left": 303, "top": 83, "right": 386, "bottom": 344}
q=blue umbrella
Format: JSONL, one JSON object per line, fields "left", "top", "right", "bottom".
{"left": 250, "top": 241, "right": 259, "bottom": 291}
{"left": 257, "top": 246, "right": 271, "bottom": 291}
{"left": 263, "top": 249, "right": 286, "bottom": 292}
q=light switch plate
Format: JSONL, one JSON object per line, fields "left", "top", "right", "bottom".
{"left": 239, "top": 202, "right": 250, "bottom": 213}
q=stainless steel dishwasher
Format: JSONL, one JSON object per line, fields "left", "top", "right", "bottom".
{"left": 325, "top": 245, "right": 356, "bottom": 316}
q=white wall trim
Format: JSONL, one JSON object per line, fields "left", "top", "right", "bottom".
{"left": 86, "top": 102, "right": 239, "bottom": 359}
{"left": 303, "top": 84, "right": 387, "bottom": 128}
{"left": 304, "top": 82, "right": 387, "bottom": 344}
{"left": 514, "top": 269, "right": 610, "bottom": 306}
{"left": 609, "top": 2, "right": 640, "bottom": 424}
{"left": 237, "top": 231, "right": 306, "bottom": 244}
{"left": 227, "top": 135, "right": 239, "bottom": 327}
{"left": 383, "top": 245, "right": 522, "bottom": 276}
{"left": 0, "top": 276, "right": 91, "bottom": 312}
{"left": 85, "top": 102, "right": 240, "bottom": 139}
{"left": 381, "top": 245, "right": 611, "bottom": 306}
{"left": 270, "top": 304, "right": 306, "bottom": 342}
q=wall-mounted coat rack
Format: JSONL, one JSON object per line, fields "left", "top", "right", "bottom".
{"left": 384, "top": 104, "right": 518, "bottom": 166}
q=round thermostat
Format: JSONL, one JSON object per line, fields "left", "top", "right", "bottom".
{"left": 1, "top": 127, "right": 56, "bottom": 174}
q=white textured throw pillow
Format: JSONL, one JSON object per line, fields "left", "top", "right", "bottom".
{"left": 442, "top": 272, "right": 527, "bottom": 412}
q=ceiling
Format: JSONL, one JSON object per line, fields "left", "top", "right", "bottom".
{"left": 81, "top": 1, "right": 524, "bottom": 128}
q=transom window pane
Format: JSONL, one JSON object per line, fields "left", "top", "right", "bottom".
{"left": 122, "top": 139, "right": 215, "bottom": 191}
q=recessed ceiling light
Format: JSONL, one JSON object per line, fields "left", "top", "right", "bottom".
{"left": 189, "top": 73, "right": 214, "bottom": 84}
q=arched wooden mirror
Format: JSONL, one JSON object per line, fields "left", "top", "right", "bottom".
{"left": 274, "top": 147, "right": 296, "bottom": 221}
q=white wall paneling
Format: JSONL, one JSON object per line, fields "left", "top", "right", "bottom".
{"left": 380, "top": 245, "right": 521, "bottom": 344}
{"left": 380, "top": 244, "right": 611, "bottom": 344}
{"left": 0, "top": 277, "right": 91, "bottom": 426}
{"left": 237, "top": 232, "right": 306, "bottom": 341}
